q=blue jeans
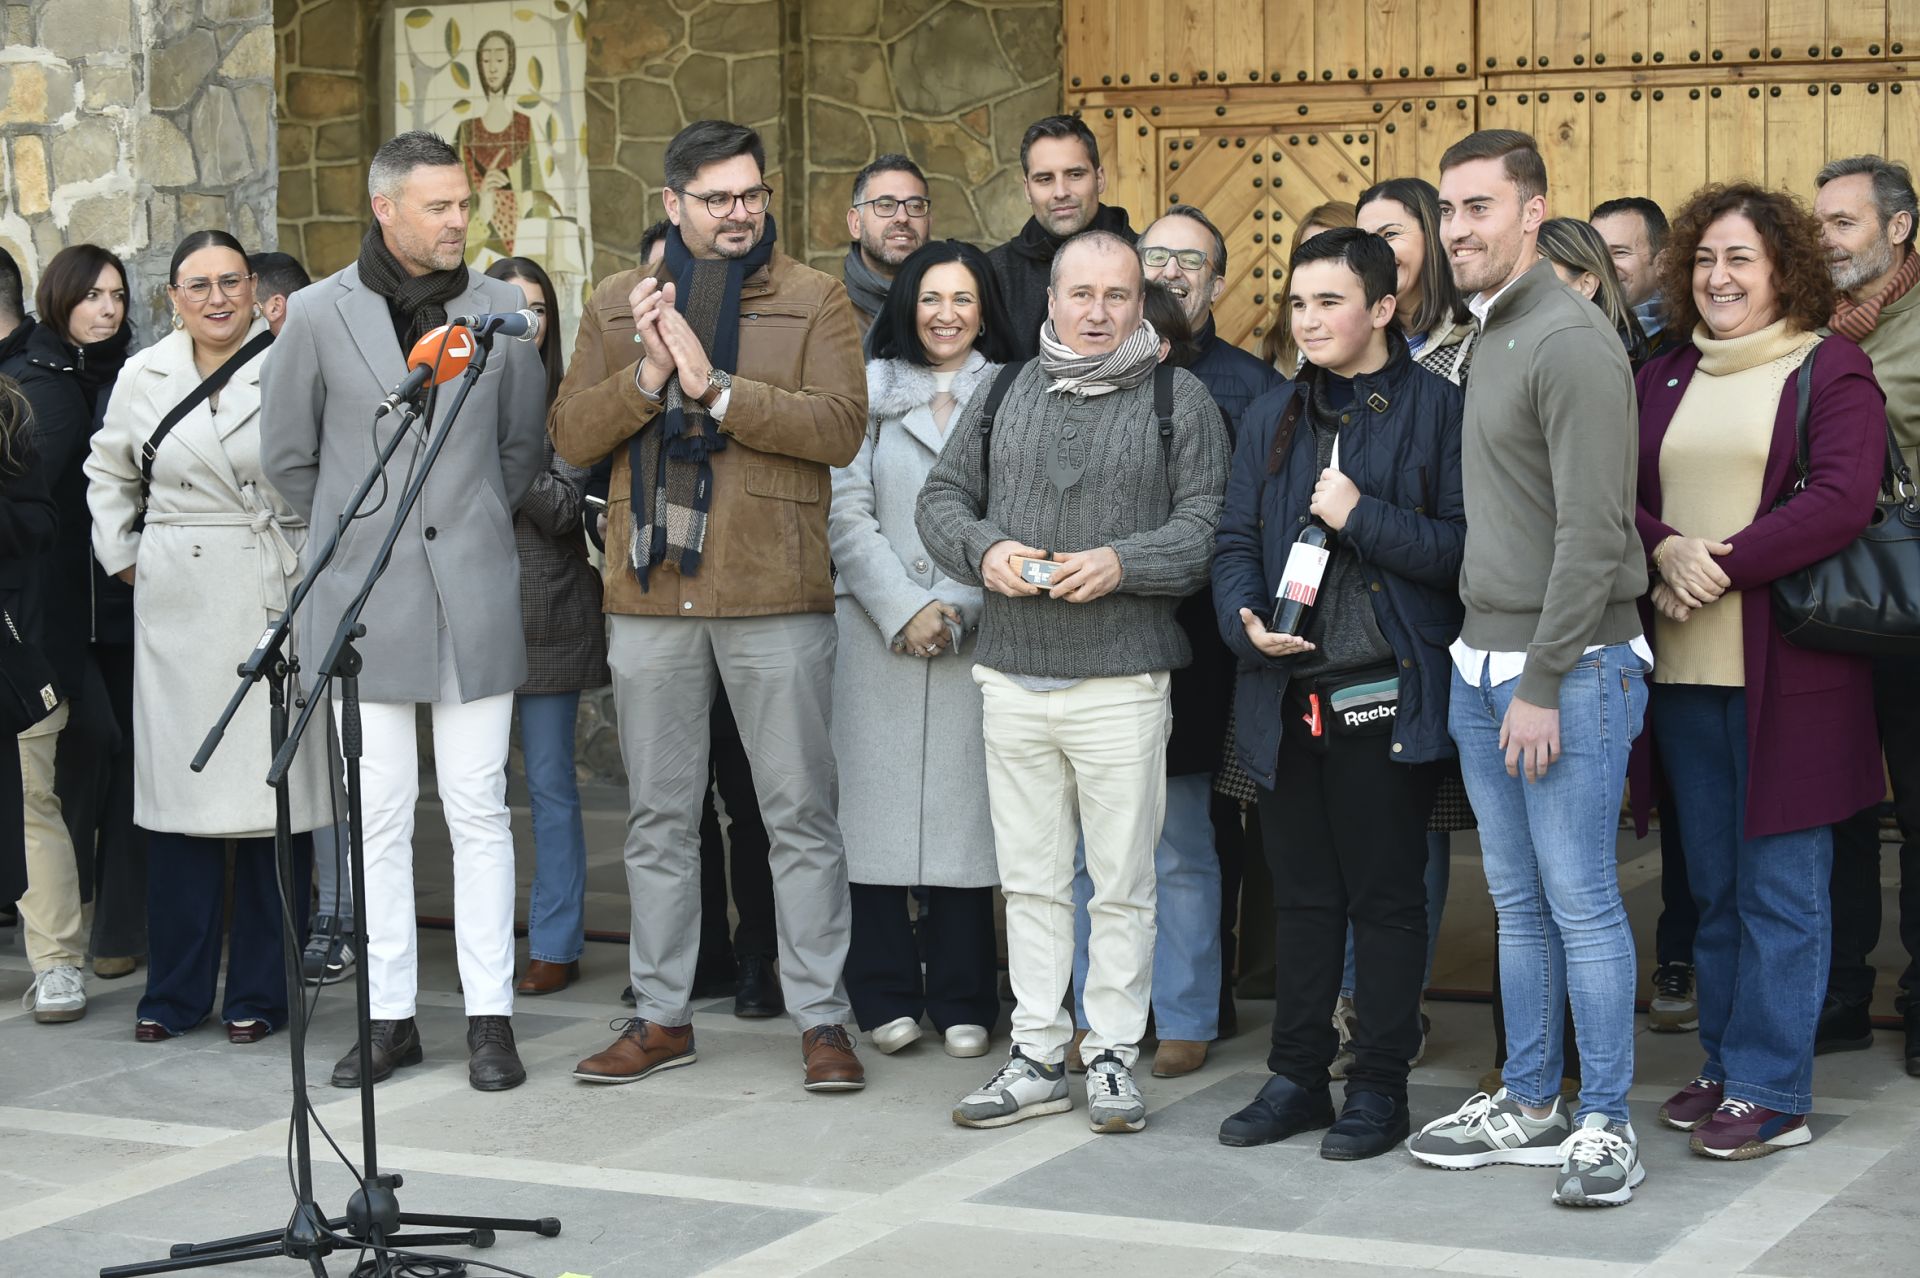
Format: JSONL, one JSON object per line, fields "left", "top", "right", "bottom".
{"left": 1449, "top": 644, "right": 1647, "bottom": 1123}
{"left": 519, "top": 691, "right": 588, "bottom": 964}
{"left": 1652, "top": 684, "right": 1830, "bottom": 1114}
{"left": 1342, "top": 831, "right": 1452, "bottom": 998}
{"left": 1070, "top": 772, "right": 1221, "bottom": 1040}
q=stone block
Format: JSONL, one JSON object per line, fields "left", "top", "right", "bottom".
{"left": 5, "top": 5, "right": 30, "bottom": 44}
{"left": 587, "top": 8, "right": 678, "bottom": 75}
{"left": 992, "top": 82, "right": 1058, "bottom": 170}
{"left": 617, "top": 77, "right": 678, "bottom": 138}
{"left": 879, "top": 0, "right": 943, "bottom": 41}
{"left": 688, "top": 0, "right": 778, "bottom": 55}
{"left": 30, "top": 215, "right": 64, "bottom": 267}
{"left": 51, "top": 115, "right": 120, "bottom": 186}
{"left": 313, "top": 163, "right": 363, "bottom": 218}
{"left": 991, "top": 4, "right": 1061, "bottom": 84}
{"left": 82, "top": 65, "right": 136, "bottom": 113}
{"left": 810, "top": 40, "right": 892, "bottom": 112}
{"left": 806, "top": 168, "right": 852, "bottom": 256}
{"left": 234, "top": 201, "right": 263, "bottom": 250}
{"left": 297, "top": 0, "right": 362, "bottom": 70}
{"left": 280, "top": 122, "right": 313, "bottom": 168}
{"left": 178, "top": 193, "right": 229, "bottom": 229}
{"left": 285, "top": 72, "right": 360, "bottom": 121}
{"left": 151, "top": 29, "right": 218, "bottom": 111}
{"left": 67, "top": 193, "right": 137, "bottom": 250}
{"left": 730, "top": 53, "right": 780, "bottom": 124}
{"left": 904, "top": 116, "right": 996, "bottom": 187}
{"left": 150, "top": 193, "right": 180, "bottom": 249}
{"left": 220, "top": 26, "right": 275, "bottom": 80}
{"left": 616, "top": 138, "right": 664, "bottom": 185}
{"left": 977, "top": 166, "right": 1029, "bottom": 243}
{"left": 137, "top": 114, "right": 202, "bottom": 187}
{"left": 806, "top": 0, "right": 875, "bottom": 37}
{"left": 11, "top": 135, "right": 49, "bottom": 218}
{"left": 153, "top": 0, "right": 194, "bottom": 41}
{"left": 808, "top": 98, "right": 871, "bottom": 168}
{"left": 0, "top": 65, "right": 44, "bottom": 126}
{"left": 586, "top": 93, "right": 615, "bottom": 166}
{"left": 233, "top": 83, "right": 275, "bottom": 167}
{"left": 925, "top": 175, "right": 983, "bottom": 241}
{"left": 190, "top": 87, "right": 252, "bottom": 184}
{"left": 314, "top": 120, "right": 361, "bottom": 162}
{"left": 39, "top": 0, "right": 132, "bottom": 58}
{"left": 890, "top": 4, "right": 1022, "bottom": 117}
{"left": 205, "top": 0, "right": 269, "bottom": 22}
{"left": 304, "top": 220, "right": 362, "bottom": 274}
{"left": 590, "top": 167, "right": 648, "bottom": 251}
{"left": 672, "top": 53, "right": 729, "bottom": 122}
{"left": 278, "top": 170, "right": 314, "bottom": 220}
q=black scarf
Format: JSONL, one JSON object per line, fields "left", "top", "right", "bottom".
{"left": 63, "top": 322, "right": 133, "bottom": 419}
{"left": 841, "top": 242, "right": 892, "bottom": 321}
{"left": 1008, "top": 202, "right": 1137, "bottom": 262}
{"left": 626, "top": 215, "right": 779, "bottom": 588}
{"left": 355, "top": 222, "right": 469, "bottom": 348}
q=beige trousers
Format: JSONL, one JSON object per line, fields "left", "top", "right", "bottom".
{"left": 19, "top": 701, "right": 86, "bottom": 971}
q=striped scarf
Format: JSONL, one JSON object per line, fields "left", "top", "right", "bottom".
{"left": 1037, "top": 317, "right": 1161, "bottom": 397}
{"left": 1831, "top": 246, "right": 1920, "bottom": 342}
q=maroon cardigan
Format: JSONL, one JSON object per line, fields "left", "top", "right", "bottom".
{"left": 1630, "top": 335, "right": 1886, "bottom": 839}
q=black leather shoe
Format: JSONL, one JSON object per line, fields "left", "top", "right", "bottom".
{"left": 330, "top": 1018, "right": 423, "bottom": 1088}
{"left": 1814, "top": 994, "right": 1875, "bottom": 1055}
{"left": 1319, "top": 1088, "right": 1410, "bottom": 1161}
{"left": 1218, "top": 1074, "right": 1335, "bottom": 1147}
{"left": 734, "top": 953, "right": 784, "bottom": 1019}
{"left": 467, "top": 1015, "right": 527, "bottom": 1091}
{"left": 621, "top": 984, "right": 637, "bottom": 1006}
{"left": 691, "top": 956, "right": 738, "bottom": 1000}
{"left": 1903, "top": 1002, "right": 1920, "bottom": 1078}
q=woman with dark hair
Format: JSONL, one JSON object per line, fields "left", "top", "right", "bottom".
{"left": 1356, "top": 178, "right": 1476, "bottom": 383}
{"left": 84, "top": 230, "right": 332, "bottom": 1042}
{"left": 483, "top": 256, "right": 608, "bottom": 997}
{"left": 36, "top": 244, "right": 145, "bottom": 982}
{"left": 829, "top": 239, "right": 1014, "bottom": 1057}
{"left": 1635, "top": 184, "right": 1885, "bottom": 1159}
{"left": 1142, "top": 280, "right": 1199, "bottom": 368}
{"left": 1539, "top": 217, "right": 1651, "bottom": 364}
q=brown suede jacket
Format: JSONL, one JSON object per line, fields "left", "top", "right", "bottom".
{"left": 550, "top": 250, "right": 868, "bottom": 617}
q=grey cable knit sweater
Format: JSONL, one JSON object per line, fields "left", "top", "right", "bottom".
{"left": 914, "top": 359, "right": 1229, "bottom": 679}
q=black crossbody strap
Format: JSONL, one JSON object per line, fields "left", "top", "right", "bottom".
{"left": 1788, "top": 342, "right": 1817, "bottom": 491}
{"left": 141, "top": 329, "right": 275, "bottom": 485}
{"left": 976, "top": 358, "right": 1028, "bottom": 492}
{"left": 1154, "top": 362, "right": 1175, "bottom": 451}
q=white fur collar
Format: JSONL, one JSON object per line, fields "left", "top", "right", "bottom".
{"left": 864, "top": 351, "right": 998, "bottom": 422}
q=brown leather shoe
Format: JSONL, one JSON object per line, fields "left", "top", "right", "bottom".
{"left": 1151, "top": 1038, "right": 1208, "bottom": 1078}
{"left": 134, "top": 1019, "right": 173, "bottom": 1043}
{"left": 801, "top": 1024, "right": 865, "bottom": 1092}
{"left": 573, "top": 1018, "right": 696, "bottom": 1083}
{"left": 1066, "top": 1027, "right": 1089, "bottom": 1074}
{"left": 227, "top": 1019, "right": 271, "bottom": 1045}
{"left": 515, "top": 959, "right": 579, "bottom": 996}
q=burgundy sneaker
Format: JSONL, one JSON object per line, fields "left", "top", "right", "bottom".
{"left": 1658, "top": 1076, "right": 1724, "bottom": 1131}
{"left": 1690, "top": 1098, "right": 1811, "bottom": 1160}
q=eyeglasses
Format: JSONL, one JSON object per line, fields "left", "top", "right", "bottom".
{"left": 853, "top": 195, "right": 932, "bottom": 219}
{"left": 679, "top": 186, "right": 773, "bottom": 217}
{"left": 1140, "top": 246, "right": 1210, "bottom": 272}
{"left": 172, "top": 273, "right": 254, "bottom": 303}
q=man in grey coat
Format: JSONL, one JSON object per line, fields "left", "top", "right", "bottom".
{"left": 261, "top": 131, "right": 548, "bottom": 1092}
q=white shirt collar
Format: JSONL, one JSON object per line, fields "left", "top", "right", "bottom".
{"left": 1468, "top": 272, "right": 1526, "bottom": 327}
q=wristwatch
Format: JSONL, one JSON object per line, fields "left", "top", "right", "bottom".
{"left": 698, "top": 368, "right": 732, "bottom": 409}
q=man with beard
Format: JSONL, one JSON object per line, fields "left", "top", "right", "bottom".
{"left": 553, "top": 119, "right": 871, "bottom": 1093}
{"left": 842, "top": 155, "right": 932, "bottom": 337}
{"left": 988, "top": 115, "right": 1136, "bottom": 358}
{"left": 1590, "top": 197, "right": 1672, "bottom": 357}
{"left": 1813, "top": 154, "right": 1920, "bottom": 1076}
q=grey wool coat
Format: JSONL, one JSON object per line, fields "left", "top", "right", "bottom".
{"left": 828, "top": 354, "right": 998, "bottom": 888}
{"left": 259, "top": 266, "right": 548, "bottom": 704}
{"left": 84, "top": 322, "right": 333, "bottom": 837}
{"left": 515, "top": 437, "right": 609, "bottom": 695}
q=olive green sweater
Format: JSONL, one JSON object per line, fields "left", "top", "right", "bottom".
{"left": 1458, "top": 260, "right": 1648, "bottom": 709}
{"left": 1856, "top": 271, "right": 1920, "bottom": 476}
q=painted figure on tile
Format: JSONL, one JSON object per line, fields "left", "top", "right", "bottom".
{"left": 457, "top": 29, "right": 555, "bottom": 256}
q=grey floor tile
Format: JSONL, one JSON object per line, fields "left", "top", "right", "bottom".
{"left": 1745, "top": 1140, "right": 1920, "bottom": 1276}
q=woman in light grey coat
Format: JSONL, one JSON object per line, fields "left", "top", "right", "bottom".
{"left": 829, "top": 240, "right": 1017, "bottom": 1060}
{"left": 85, "top": 232, "right": 332, "bottom": 1043}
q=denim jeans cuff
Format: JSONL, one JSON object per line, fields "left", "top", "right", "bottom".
{"left": 1723, "top": 1080, "right": 1812, "bottom": 1115}
{"left": 528, "top": 949, "right": 583, "bottom": 965}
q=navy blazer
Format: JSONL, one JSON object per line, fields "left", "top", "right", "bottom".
{"left": 1212, "top": 336, "right": 1466, "bottom": 789}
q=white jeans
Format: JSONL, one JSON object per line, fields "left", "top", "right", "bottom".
{"left": 347, "top": 667, "right": 516, "bottom": 1020}
{"left": 975, "top": 667, "right": 1170, "bottom": 1069}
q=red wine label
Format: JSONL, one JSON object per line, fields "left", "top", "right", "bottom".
{"left": 1277, "top": 541, "right": 1330, "bottom": 607}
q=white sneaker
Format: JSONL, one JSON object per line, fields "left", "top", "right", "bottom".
{"left": 1085, "top": 1050, "right": 1147, "bottom": 1133}
{"left": 1554, "top": 1113, "right": 1645, "bottom": 1207}
{"left": 953, "top": 1047, "right": 1071, "bottom": 1128}
{"left": 23, "top": 964, "right": 87, "bottom": 1023}
{"left": 944, "top": 1024, "right": 989, "bottom": 1058}
{"left": 870, "top": 1016, "right": 922, "bottom": 1054}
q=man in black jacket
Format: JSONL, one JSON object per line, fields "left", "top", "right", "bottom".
{"left": 988, "top": 115, "right": 1135, "bottom": 358}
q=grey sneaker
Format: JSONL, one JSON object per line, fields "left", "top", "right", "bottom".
{"left": 1085, "top": 1050, "right": 1146, "bottom": 1133}
{"left": 301, "top": 915, "right": 357, "bottom": 986}
{"left": 1408, "top": 1089, "right": 1570, "bottom": 1169}
{"left": 1648, "top": 962, "right": 1698, "bottom": 1033}
{"left": 952, "top": 1048, "right": 1071, "bottom": 1129}
{"left": 23, "top": 964, "right": 87, "bottom": 1023}
{"left": 1554, "top": 1112, "right": 1644, "bottom": 1207}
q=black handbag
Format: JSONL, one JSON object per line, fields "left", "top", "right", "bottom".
{"left": 0, "top": 606, "right": 59, "bottom": 732}
{"left": 1770, "top": 344, "right": 1920, "bottom": 656}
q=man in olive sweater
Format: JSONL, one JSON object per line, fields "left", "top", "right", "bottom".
{"left": 918, "top": 231, "right": 1228, "bottom": 1135}
{"left": 1407, "top": 131, "right": 1652, "bottom": 1209}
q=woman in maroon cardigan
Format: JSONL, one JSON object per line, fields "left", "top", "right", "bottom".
{"left": 1633, "top": 183, "right": 1885, "bottom": 1161}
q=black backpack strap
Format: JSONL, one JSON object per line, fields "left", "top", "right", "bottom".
{"left": 976, "top": 358, "right": 1028, "bottom": 491}
{"left": 1153, "top": 362, "right": 1175, "bottom": 459}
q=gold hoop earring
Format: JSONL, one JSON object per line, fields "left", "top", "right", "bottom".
{"left": 171, "top": 312, "right": 184, "bottom": 331}
{"left": 252, "top": 302, "right": 265, "bottom": 320}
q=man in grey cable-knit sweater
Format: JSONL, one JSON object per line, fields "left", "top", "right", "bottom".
{"left": 917, "top": 232, "right": 1228, "bottom": 1134}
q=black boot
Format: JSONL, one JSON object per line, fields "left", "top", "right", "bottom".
{"left": 1218, "top": 1074, "right": 1334, "bottom": 1147}
{"left": 734, "top": 953, "right": 784, "bottom": 1019}
{"left": 330, "top": 1018, "right": 423, "bottom": 1088}
{"left": 1320, "top": 1089, "right": 1410, "bottom": 1161}
{"left": 1814, "top": 994, "right": 1875, "bottom": 1055}
{"left": 467, "top": 1015, "right": 527, "bottom": 1091}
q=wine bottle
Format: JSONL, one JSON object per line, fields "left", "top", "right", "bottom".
{"left": 1270, "top": 525, "right": 1330, "bottom": 637}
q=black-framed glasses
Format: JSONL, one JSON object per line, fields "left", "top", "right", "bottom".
{"left": 680, "top": 186, "right": 772, "bottom": 217}
{"left": 1140, "top": 246, "right": 1209, "bottom": 272}
{"left": 853, "top": 195, "right": 931, "bottom": 219}
{"left": 171, "top": 272, "right": 255, "bottom": 303}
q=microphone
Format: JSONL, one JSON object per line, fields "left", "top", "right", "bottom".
{"left": 449, "top": 309, "right": 542, "bottom": 341}
{"left": 372, "top": 324, "right": 477, "bottom": 418}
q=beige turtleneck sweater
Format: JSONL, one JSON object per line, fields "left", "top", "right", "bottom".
{"left": 1655, "top": 320, "right": 1821, "bottom": 686}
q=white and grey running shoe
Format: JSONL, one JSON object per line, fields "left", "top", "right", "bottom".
{"left": 23, "top": 963, "right": 87, "bottom": 1023}
{"left": 1086, "top": 1050, "right": 1147, "bottom": 1133}
{"left": 952, "top": 1047, "right": 1071, "bottom": 1129}
{"left": 1407, "top": 1089, "right": 1569, "bottom": 1169}
{"left": 1554, "top": 1112, "right": 1645, "bottom": 1207}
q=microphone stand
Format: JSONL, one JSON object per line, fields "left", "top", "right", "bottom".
{"left": 106, "top": 331, "right": 560, "bottom": 1276}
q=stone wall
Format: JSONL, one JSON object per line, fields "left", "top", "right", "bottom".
{"left": 0, "top": 0, "right": 278, "bottom": 336}
{"left": 274, "top": 0, "right": 379, "bottom": 276}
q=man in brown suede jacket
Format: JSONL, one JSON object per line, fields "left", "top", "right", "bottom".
{"left": 550, "top": 119, "right": 869, "bottom": 1093}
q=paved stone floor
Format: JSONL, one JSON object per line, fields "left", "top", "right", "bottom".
{"left": 3, "top": 803, "right": 1917, "bottom": 1277}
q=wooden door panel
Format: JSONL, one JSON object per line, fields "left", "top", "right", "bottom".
{"left": 1589, "top": 89, "right": 1650, "bottom": 213}
{"left": 1267, "top": 0, "right": 1317, "bottom": 86}
{"left": 1825, "top": 81, "right": 1889, "bottom": 163}
{"left": 1417, "top": 0, "right": 1476, "bottom": 78}
{"left": 1645, "top": 86, "right": 1710, "bottom": 215}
